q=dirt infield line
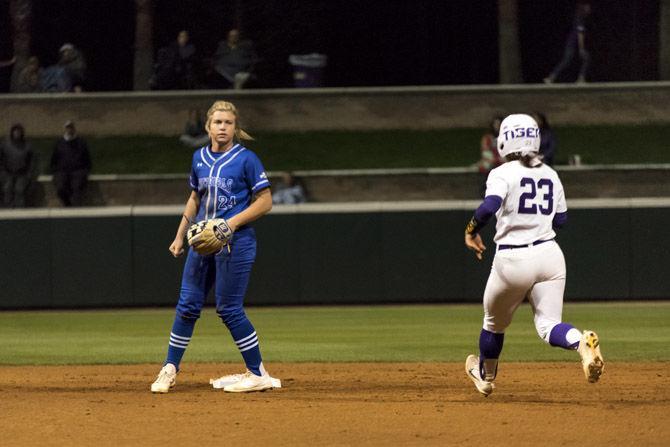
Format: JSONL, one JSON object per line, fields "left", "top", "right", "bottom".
{"left": 1, "top": 362, "right": 668, "bottom": 446}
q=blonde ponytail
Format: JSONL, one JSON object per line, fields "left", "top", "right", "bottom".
{"left": 205, "top": 100, "right": 254, "bottom": 141}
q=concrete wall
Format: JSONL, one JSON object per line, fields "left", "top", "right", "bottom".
{"left": 21, "top": 165, "right": 670, "bottom": 207}
{"left": 2, "top": 82, "right": 670, "bottom": 137}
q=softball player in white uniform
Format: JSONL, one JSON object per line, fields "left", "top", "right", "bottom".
{"left": 464, "top": 114, "right": 604, "bottom": 397}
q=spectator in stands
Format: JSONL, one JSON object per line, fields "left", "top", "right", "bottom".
{"left": 39, "top": 62, "right": 71, "bottom": 93}
{"left": 149, "top": 45, "right": 178, "bottom": 90}
{"left": 475, "top": 116, "right": 503, "bottom": 197}
{"left": 58, "top": 43, "right": 87, "bottom": 92}
{"left": 50, "top": 121, "right": 91, "bottom": 207}
{"left": 0, "top": 123, "right": 37, "bottom": 208}
{"left": 15, "top": 56, "right": 43, "bottom": 93}
{"left": 179, "top": 109, "right": 210, "bottom": 148}
{"left": 533, "top": 112, "right": 557, "bottom": 166}
{"left": 150, "top": 30, "right": 199, "bottom": 90}
{"left": 272, "top": 172, "right": 308, "bottom": 204}
{"left": 212, "top": 29, "right": 257, "bottom": 89}
{"left": 543, "top": 2, "right": 591, "bottom": 84}
{"left": 174, "top": 30, "right": 198, "bottom": 89}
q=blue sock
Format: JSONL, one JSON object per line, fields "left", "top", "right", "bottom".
{"left": 165, "top": 314, "right": 196, "bottom": 370}
{"left": 549, "top": 322, "right": 580, "bottom": 350}
{"left": 221, "top": 311, "right": 263, "bottom": 376}
{"left": 479, "top": 329, "right": 505, "bottom": 381}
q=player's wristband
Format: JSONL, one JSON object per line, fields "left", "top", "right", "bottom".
{"left": 465, "top": 216, "right": 481, "bottom": 235}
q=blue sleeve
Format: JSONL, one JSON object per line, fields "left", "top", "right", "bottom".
{"left": 189, "top": 167, "right": 198, "bottom": 191}
{"left": 474, "top": 195, "right": 503, "bottom": 226}
{"left": 466, "top": 195, "right": 503, "bottom": 235}
{"left": 244, "top": 152, "right": 270, "bottom": 193}
{"left": 553, "top": 211, "right": 568, "bottom": 229}
{"left": 189, "top": 152, "right": 198, "bottom": 191}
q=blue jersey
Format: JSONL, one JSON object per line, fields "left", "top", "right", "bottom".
{"left": 189, "top": 143, "right": 270, "bottom": 222}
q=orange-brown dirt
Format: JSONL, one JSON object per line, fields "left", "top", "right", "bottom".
{"left": 1, "top": 362, "right": 668, "bottom": 446}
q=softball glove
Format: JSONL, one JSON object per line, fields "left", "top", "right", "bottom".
{"left": 187, "top": 218, "right": 234, "bottom": 256}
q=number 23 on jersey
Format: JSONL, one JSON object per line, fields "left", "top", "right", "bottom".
{"left": 518, "top": 177, "right": 554, "bottom": 215}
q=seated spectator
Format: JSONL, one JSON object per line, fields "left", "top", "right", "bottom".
{"left": 40, "top": 63, "right": 71, "bottom": 92}
{"left": 532, "top": 112, "right": 557, "bottom": 166}
{"left": 174, "top": 30, "right": 198, "bottom": 89}
{"left": 15, "top": 56, "right": 43, "bottom": 93}
{"left": 50, "top": 121, "right": 91, "bottom": 207}
{"left": 58, "top": 43, "right": 86, "bottom": 92}
{"left": 272, "top": 172, "right": 307, "bottom": 204}
{"left": 212, "top": 29, "right": 257, "bottom": 89}
{"left": 149, "top": 45, "right": 178, "bottom": 90}
{"left": 179, "top": 109, "right": 210, "bottom": 148}
{"left": 476, "top": 116, "right": 503, "bottom": 197}
{"left": 150, "top": 30, "right": 198, "bottom": 90}
{"left": 0, "top": 123, "right": 37, "bottom": 208}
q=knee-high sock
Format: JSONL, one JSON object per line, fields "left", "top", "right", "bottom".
{"left": 479, "top": 329, "right": 505, "bottom": 381}
{"left": 221, "top": 311, "right": 263, "bottom": 376}
{"left": 549, "top": 322, "right": 581, "bottom": 350}
{"left": 165, "top": 314, "right": 196, "bottom": 370}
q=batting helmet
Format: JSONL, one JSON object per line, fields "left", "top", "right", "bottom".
{"left": 497, "top": 114, "right": 541, "bottom": 159}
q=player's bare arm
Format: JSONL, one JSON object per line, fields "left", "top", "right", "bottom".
{"left": 226, "top": 187, "right": 272, "bottom": 231}
{"left": 169, "top": 191, "right": 200, "bottom": 257}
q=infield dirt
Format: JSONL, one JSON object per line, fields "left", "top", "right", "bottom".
{"left": 1, "top": 362, "right": 667, "bottom": 446}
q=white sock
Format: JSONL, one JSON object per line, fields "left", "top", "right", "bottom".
{"left": 567, "top": 328, "right": 582, "bottom": 346}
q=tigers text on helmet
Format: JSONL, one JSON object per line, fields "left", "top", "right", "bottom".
{"left": 497, "top": 114, "right": 541, "bottom": 159}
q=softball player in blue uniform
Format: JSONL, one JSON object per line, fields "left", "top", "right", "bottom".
{"left": 151, "top": 100, "right": 278, "bottom": 393}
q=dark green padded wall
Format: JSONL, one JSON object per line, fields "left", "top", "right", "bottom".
{"left": 1, "top": 206, "right": 669, "bottom": 309}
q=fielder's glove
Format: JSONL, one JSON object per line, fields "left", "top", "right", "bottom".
{"left": 186, "top": 218, "right": 234, "bottom": 256}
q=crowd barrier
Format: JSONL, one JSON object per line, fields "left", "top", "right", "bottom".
{"left": 2, "top": 82, "right": 670, "bottom": 136}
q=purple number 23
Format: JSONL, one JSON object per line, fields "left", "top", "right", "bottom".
{"left": 518, "top": 178, "right": 553, "bottom": 215}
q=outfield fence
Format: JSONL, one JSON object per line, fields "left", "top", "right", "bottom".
{"left": 1, "top": 198, "right": 669, "bottom": 309}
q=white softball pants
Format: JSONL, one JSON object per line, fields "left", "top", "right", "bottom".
{"left": 482, "top": 240, "right": 566, "bottom": 343}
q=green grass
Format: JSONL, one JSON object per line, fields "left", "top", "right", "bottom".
{"left": 29, "top": 125, "right": 670, "bottom": 174}
{"left": 0, "top": 302, "right": 668, "bottom": 365}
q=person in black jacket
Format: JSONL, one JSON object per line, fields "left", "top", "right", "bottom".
{"left": 50, "top": 121, "right": 91, "bottom": 206}
{"left": 0, "top": 123, "right": 37, "bottom": 207}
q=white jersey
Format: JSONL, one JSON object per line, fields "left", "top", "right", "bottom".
{"left": 485, "top": 160, "right": 567, "bottom": 246}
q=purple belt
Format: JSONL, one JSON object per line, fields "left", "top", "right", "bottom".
{"left": 498, "top": 239, "right": 553, "bottom": 250}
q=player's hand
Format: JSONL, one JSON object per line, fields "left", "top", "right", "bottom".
{"left": 465, "top": 233, "right": 486, "bottom": 260}
{"left": 169, "top": 238, "right": 185, "bottom": 258}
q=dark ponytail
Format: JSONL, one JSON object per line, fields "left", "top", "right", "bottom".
{"left": 505, "top": 153, "right": 543, "bottom": 168}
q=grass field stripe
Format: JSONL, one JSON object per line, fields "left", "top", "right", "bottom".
{"left": 235, "top": 331, "right": 257, "bottom": 345}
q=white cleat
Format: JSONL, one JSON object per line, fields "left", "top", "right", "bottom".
{"left": 578, "top": 330, "right": 605, "bottom": 383}
{"left": 223, "top": 371, "right": 274, "bottom": 393}
{"left": 210, "top": 372, "right": 247, "bottom": 389}
{"left": 151, "top": 363, "right": 177, "bottom": 393}
{"left": 465, "top": 354, "right": 494, "bottom": 397}
{"left": 211, "top": 370, "right": 281, "bottom": 389}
